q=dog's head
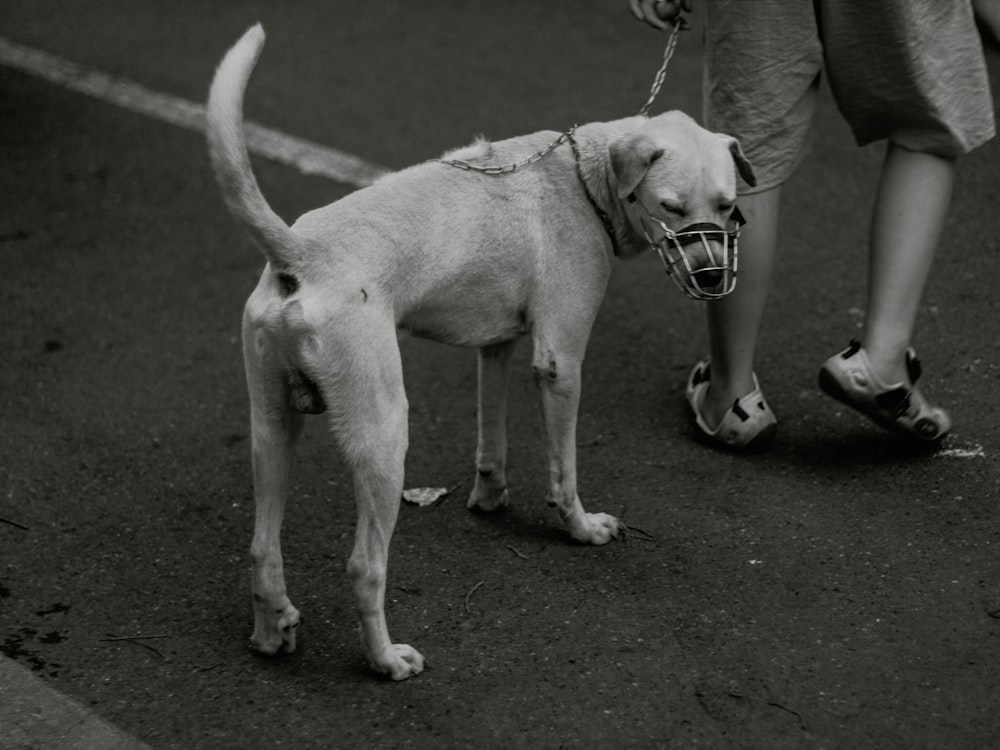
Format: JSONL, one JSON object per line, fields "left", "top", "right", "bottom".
{"left": 609, "top": 111, "right": 755, "bottom": 299}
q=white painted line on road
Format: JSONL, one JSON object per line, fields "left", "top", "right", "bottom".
{"left": 936, "top": 444, "right": 986, "bottom": 459}
{"left": 0, "top": 35, "right": 391, "bottom": 187}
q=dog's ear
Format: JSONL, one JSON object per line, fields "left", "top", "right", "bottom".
{"left": 609, "top": 131, "right": 664, "bottom": 200}
{"left": 720, "top": 134, "right": 756, "bottom": 188}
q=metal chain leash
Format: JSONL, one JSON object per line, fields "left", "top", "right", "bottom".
{"left": 638, "top": 21, "right": 681, "bottom": 117}
{"left": 437, "top": 23, "right": 682, "bottom": 175}
{"left": 437, "top": 127, "right": 578, "bottom": 174}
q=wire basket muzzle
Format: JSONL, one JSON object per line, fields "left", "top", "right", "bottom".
{"left": 650, "top": 221, "right": 740, "bottom": 300}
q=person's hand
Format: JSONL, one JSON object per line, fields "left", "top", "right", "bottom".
{"left": 628, "top": 0, "right": 692, "bottom": 31}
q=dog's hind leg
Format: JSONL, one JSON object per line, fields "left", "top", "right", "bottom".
{"left": 245, "top": 326, "right": 305, "bottom": 655}
{"left": 531, "top": 336, "right": 622, "bottom": 545}
{"left": 468, "top": 339, "right": 517, "bottom": 512}
{"left": 326, "top": 325, "right": 425, "bottom": 680}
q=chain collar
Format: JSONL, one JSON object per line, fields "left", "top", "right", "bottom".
{"left": 567, "top": 130, "right": 622, "bottom": 256}
{"left": 436, "top": 129, "right": 575, "bottom": 174}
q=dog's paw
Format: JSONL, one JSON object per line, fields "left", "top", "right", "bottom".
{"left": 372, "top": 643, "right": 425, "bottom": 681}
{"left": 569, "top": 512, "right": 622, "bottom": 545}
{"left": 467, "top": 485, "right": 510, "bottom": 513}
{"left": 250, "top": 603, "right": 301, "bottom": 655}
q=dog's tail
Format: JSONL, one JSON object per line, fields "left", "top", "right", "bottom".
{"left": 207, "top": 24, "right": 304, "bottom": 269}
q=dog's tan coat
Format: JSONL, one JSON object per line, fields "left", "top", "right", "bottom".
{"left": 207, "top": 24, "right": 753, "bottom": 680}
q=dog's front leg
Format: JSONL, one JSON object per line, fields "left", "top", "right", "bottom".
{"left": 468, "top": 340, "right": 517, "bottom": 512}
{"left": 532, "top": 345, "right": 622, "bottom": 544}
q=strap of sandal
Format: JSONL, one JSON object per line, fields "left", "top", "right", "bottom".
{"left": 691, "top": 362, "right": 710, "bottom": 386}
{"left": 905, "top": 350, "right": 923, "bottom": 384}
{"left": 875, "top": 387, "right": 912, "bottom": 418}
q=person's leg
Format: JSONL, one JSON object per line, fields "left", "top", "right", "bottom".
{"left": 815, "top": 2, "right": 990, "bottom": 441}
{"left": 697, "top": 185, "right": 781, "bottom": 429}
{"left": 817, "top": 141, "right": 955, "bottom": 441}
{"left": 692, "top": 0, "right": 821, "bottom": 447}
{"left": 861, "top": 143, "right": 956, "bottom": 384}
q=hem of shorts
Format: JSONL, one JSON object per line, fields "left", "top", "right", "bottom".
{"left": 885, "top": 126, "right": 996, "bottom": 158}
{"left": 738, "top": 175, "right": 788, "bottom": 196}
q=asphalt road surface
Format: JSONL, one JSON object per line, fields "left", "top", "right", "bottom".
{"left": 2, "top": 2, "right": 1000, "bottom": 748}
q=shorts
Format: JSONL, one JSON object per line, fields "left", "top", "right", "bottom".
{"left": 703, "top": 0, "right": 996, "bottom": 193}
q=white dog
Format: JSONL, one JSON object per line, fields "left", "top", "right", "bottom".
{"left": 206, "top": 24, "right": 754, "bottom": 680}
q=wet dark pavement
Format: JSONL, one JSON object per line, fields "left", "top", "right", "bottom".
{"left": 2, "top": 2, "right": 1000, "bottom": 748}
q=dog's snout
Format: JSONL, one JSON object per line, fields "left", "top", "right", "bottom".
{"left": 693, "top": 268, "right": 724, "bottom": 289}
{"left": 686, "top": 237, "right": 725, "bottom": 270}
{"left": 674, "top": 233, "right": 734, "bottom": 297}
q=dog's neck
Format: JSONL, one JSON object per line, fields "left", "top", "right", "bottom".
{"left": 567, "top": 132, "right": 621, "bottom": 255}
{"left": 570, "top": 118, "right": 649, "bottom": 258}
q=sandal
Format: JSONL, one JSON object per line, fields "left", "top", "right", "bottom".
{"left": 818, "top": 339, "right": 951, "bottom": 441}
{"left": 685, "top": 358, "right": 777, "bottom": 451}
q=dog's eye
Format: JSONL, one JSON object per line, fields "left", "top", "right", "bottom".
{"left": 660, "top": 201, "right": 684, "bottom": 216}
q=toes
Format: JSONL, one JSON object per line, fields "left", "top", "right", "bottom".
{"left": 377, "top": 644, "right": 425, "bottom": 681}
{"left": 250, "top": 605, "right": 300, "bottom": 655}
{"left": 569, "top": 512, "right": 621, "bottom": 545}
{"left": 396, "top": 644, "right": 425, "bottom": 676}
{"left": 589, "top": 514, "right": 622, "bottom": 544}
